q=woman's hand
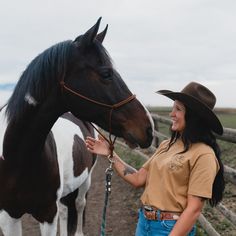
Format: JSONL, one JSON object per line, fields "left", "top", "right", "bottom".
{"left": 85, "top": 135, "right": 110, "bottom": 156}
{"left": 86, "top": 135, "right": 147, "bottom": 188}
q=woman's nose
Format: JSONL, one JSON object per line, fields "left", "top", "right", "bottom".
{"left": 169, "top": 110, "right": 174, "bottom": 117}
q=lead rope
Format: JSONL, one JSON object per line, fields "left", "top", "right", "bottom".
{"left": 90, "top": 110, "right": 117, "bottom": 236}
{"left": 100, "top": 146, "right": 116, "bottom": 236}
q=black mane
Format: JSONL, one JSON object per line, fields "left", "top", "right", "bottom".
{"left": 6, "top": 40, "right": 73, "bottom": 122}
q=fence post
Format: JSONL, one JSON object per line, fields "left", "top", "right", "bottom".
{"left": 152, "top": 116, "right": 159, "bottom": 147}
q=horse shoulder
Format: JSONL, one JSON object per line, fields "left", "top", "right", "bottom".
{"left": 52, "top": 117, "right": 95, "bottom": 197}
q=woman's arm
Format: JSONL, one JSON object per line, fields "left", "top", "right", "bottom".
{"left": 169, "top": 195, "right": 205, "bottom": 236}
{"left": 111, "top": 153, "right": 147, "bottom": 187}
{"left": 85, "top": 136, "right": 147, "bottom": 187}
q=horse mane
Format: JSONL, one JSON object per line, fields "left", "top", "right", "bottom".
{"left": 6, "top": 40, "right": 74, "bottom": 123}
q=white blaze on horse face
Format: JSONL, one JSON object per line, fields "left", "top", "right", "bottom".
{"left": 24, "top": 93, "right": 38, "bottom": 106}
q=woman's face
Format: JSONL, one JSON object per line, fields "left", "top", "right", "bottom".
{"left": 169, "top": 100, "right": 186, "bottom": 132}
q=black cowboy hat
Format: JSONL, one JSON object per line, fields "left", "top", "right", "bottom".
{"left": 156, "top": 81, "right": 223, "bottom": 135}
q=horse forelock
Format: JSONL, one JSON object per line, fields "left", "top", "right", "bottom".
{"left": 5, "top": 40, "right": 74, "bottom": 122}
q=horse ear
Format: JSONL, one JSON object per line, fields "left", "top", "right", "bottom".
{"left": 96, "top": 24, "right": 108, "bottom": 43}
{"left": 75, "top": 17, "right": 102, "bottom": 47}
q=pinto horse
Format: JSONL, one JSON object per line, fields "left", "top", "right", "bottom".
{"left": 0, "top": 18, "right": 153, "bottom": 236}
{"left": 0, "top": 112, "right": 97, "bottom": 236}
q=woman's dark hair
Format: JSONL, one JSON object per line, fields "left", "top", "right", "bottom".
{"left": 168, "top": 106, "right": 225, "bottom": 207}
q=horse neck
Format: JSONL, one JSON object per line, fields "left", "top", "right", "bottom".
{"left": 3, "top": 90, "right": 65, "bottom": 161}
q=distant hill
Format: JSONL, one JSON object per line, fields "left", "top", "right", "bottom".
{"left": 0, "top": 83, "right": 15, "bottom": 91}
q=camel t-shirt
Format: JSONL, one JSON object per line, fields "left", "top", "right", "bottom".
{"left": 141, "top": 139, "right": 219, "bottom": 212}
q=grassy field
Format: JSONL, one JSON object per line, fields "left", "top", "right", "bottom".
{"left": 115, "top": 106, "right": 236, "bottom": 235}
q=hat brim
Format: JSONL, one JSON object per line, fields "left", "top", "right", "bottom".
{"left": 156, "top": 90, "right": 223, "bottom": 135}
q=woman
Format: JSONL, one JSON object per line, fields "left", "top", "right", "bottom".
{"left": 85, "top": 82, "right": 225, "bottom": 236}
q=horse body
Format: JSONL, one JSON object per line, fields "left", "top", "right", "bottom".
{"left": 0, "top": 111, "right": 96, "bottom": 236}
{"left": 0, "top": 17, "right": 154, "bottom": 236}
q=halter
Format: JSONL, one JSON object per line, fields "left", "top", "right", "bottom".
{"left": 60, "top": 80, "right": 136, "bottom": 155}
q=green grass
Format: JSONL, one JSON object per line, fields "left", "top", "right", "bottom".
{"left": 115, "top": 145, "right": 146, "bottom": 168}
{"left": 217, "top": 113, "right": 236, "bottom": 129}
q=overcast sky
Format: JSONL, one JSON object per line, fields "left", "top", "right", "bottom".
{"left": 0, "top": 0, "right": 236, "bottom": 108}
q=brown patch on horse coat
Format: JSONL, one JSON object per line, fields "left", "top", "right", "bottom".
{"left": 61, "top": 112, "right": 96, "bottom": 177}
{"left": 72, "top": 135, "right": 95, "bottom": 176}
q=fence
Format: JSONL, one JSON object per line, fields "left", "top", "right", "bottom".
{"left": 117, "top": 113, "right": 236, "bottom": 235}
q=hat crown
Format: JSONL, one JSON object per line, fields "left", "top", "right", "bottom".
{"left": 181, "top": 82, "right": 216, "bottom": 110}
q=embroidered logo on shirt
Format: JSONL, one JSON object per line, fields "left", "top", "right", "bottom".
{"left": 169, "top": 155, "right": 185, "bottom": 171}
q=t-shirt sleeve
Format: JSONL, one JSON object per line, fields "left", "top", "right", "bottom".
{"left": 188, "top": 153, "right": 219, "bottom": 198}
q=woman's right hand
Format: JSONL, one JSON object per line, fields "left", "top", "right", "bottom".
{"left": 85, "top": 135, "right": 110, "bottom": 156}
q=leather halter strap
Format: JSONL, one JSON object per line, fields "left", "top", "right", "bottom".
{"left": 60, "top": 81, "right": 136, "bottom": 109}
{"left": 60, "top": 81, "right": 136, "bottom": 156}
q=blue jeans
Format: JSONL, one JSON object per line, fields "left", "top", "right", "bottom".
{"left": 135, "top": 208, "right": 196, "bottom": 236}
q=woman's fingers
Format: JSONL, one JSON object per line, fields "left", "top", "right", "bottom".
{"left": 85, "top": 137, "right": 95, "bottom": 150}
{"left": 85, "top": 136, "right": 110, "bottom": 156}
{"left": 86, "top": 137, "right": 95, "bottom": 143}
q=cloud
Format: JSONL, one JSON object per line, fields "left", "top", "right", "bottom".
{"left": 0, "top": 0, "right": 236, "bottom": 107}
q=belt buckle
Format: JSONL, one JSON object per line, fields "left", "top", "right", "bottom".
{"left": 144, "top": 205, "right": 153, "bottom": 211}
{"left": 143, "top": 205, "right": 157, "bottom": 220}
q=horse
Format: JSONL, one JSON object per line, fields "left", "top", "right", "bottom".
{"left": 0, "top": 112, "right": 97, "bottom": 236}
{"left": 0, "top": 17, "right": 154, "bottom": 236}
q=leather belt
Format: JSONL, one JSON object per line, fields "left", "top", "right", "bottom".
{"left": 142, "top": 205, "right": 181, "bottom": 221}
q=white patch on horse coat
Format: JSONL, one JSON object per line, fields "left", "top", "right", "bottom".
{"left": 52, "top": 117, "right": 96, "bottom": 236}
{"left": 24, "top": 93, "right": 38, "bottom": 106}
{"left": 0, "top": 211, "right": 22, "bottom": 236}
{"left": 51, "top": 118, "right": 89, "bottom": 197}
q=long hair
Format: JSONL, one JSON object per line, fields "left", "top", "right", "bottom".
{"left": 168, "top": 106, "right": 225, "bottom": 207}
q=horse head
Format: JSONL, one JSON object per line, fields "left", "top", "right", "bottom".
{"left": 61, "top": 18, "right": 153, "bottom": 148}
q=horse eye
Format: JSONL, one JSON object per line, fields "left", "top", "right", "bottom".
{"left": 98, "top": 67, "right": 113, "bottom": 80}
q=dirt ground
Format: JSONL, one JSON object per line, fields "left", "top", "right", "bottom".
{"left": 0, "top": 157, "right": 142, "bottom": 236}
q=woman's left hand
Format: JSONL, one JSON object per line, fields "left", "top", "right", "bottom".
{"left": 85, "top": 135, "right": 110, "bottom": 156}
